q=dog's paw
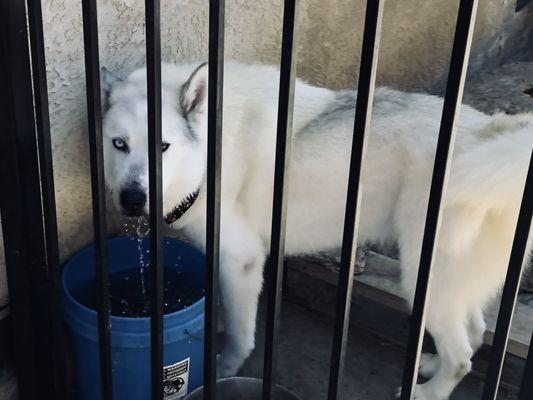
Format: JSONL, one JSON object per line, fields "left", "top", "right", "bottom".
{"left": 415, "top": 383, "right": 450, "bottom": 400}
{"left": 395, "top": 384, "right": 441, "bottom": 400}
{"left": 418, "top": 353, "right": 440, "bottom": 379}
{"left": 396, "top": 385, "right": 430, "bottom": 400}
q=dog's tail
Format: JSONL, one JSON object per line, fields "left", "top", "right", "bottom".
{"left": 447, "top": 113, "right": 532, "bottom": 215}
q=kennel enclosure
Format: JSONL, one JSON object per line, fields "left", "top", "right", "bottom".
{"left": 1, "top": 0, "right": 533, "bottom": 399}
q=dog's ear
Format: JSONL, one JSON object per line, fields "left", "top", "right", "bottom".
{"left": 101, "top": 67, "right": 123, "bottom": 111}
{"left": 180, "top": 62, "right": 208, "bottom": 116}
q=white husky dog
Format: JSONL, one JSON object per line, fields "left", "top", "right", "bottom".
{"left": 102, "top": 61, "right": 532, "bottom": 399}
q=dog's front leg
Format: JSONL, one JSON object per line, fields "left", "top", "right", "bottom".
{"left": 216, "top": 215, "right": 265, "bottom": 378}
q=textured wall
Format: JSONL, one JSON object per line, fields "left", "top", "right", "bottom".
{"left": 42, "top": 0, "right": 532, "bottom": 257}
{"left": 0, "top": 0, "right": 532, "bottom": 303}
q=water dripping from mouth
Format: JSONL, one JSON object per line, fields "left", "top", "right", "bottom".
{"left": 134, "top": 217, "right": 150, "bottom": 301}
{"left": 122, "top": 216, "right": 150, "bottom": 303}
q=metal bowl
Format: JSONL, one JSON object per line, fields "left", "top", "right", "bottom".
{"left": 184, "top": 377, "right": 301, "bottom": 400}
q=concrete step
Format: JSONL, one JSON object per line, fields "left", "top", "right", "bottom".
{"left": 286, "top": 251, "right": 532, "bottom": 359}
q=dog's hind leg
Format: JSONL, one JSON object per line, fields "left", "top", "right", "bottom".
{"left": 413, "top": 301, "right": 473, "bottom": 400}
{"left": 216, "top": 213, "right": 266, "bottom": 378}
{"left": 418, "top": 306, "right": 485, "bottom": 381}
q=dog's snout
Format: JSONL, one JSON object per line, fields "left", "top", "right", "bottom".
{"left": 120, "top": 187, "right": 147, "bottom": 216}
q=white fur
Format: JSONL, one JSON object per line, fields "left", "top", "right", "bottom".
{"left": 103, "top": 61, "right": 533, "bottom": 399}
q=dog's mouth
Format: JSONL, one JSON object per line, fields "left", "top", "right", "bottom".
{"left": 164, "top": 189, "right": 200, "bottom": 225}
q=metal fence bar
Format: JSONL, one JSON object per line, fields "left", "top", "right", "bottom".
{"left": 327, "top": 1, "right": 385, "bottom": 398}
{"left": 0, "top": 7, "right": 39, "bottom": 399}
{"left": 204, "top": 1, "right": 225, "bottom": 399}
{"left": 145, "top": 0, "right": 164, "bottom": 398}
{"left": 262, "top": 0, "right": 299, "bottom": 398}
{"left": 0, "top": 95, "right": 36, "bottom": 400}
{"left": 519, "top": 332, "right": 533, "bottom": 400}
{"left": 399, "top": 1, "right": 479, "bottom": 398}
{"left": 26, "top": 0, "right": 66, "bottom": 397}
{"left": 81, "top": 1, "right": 114, "bottom": 398}
{"left": 1, "top": 0, "right": 63, "bottom": 397}
{"left": 481, "top": 152, "right": 533, "bottom": 400}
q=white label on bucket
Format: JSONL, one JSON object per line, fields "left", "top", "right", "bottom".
{"left": 163, "top": 357, "right": 190, "bottom": 399}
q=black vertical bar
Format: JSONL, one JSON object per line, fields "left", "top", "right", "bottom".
{"left": 327, "top": 1, "right": 384, "bottom": 399}
{"left": 145, "top": 0, "right": 164, "bottom": 399}
{"left": 81, "top": 1, "right": 114, "bottom": 399}
{"left": 519, "top": 332, "right": 533, "bottom": 400}
{"left": 1, "top": 0, "right": 58, "bottom": 397}
{"left": 262, "top": 0, "right": 299, "bottom": 399}
{"left": 0, "top": 94, "right": 36, "bottom": 400}
{"left": 26, "top": 0, "right": 66, "bottom": 397}
{"left": 0, "top": 6, "right": 38, "bottom": 399}
{"left": 481, "top": 153, "right": 533, "bottom": 400}
{"left": 399, "top": 1, "right": 479, "bottom": 399}
{"left": 204, "top": 0, "right": 225, "bottom": 399}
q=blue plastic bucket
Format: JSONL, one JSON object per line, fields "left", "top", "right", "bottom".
{"left": 62, "top": 236, "right": 205, "bottom": 400}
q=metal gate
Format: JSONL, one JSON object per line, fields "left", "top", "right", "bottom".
{"left": 0, "top": 0, "right": 532, "bottom": 399}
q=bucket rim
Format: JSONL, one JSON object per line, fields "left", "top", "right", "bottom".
{"left": 62, "top": 235, "right": 205, "bottom": 327}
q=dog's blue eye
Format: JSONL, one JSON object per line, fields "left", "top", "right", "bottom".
{"left": 162, "top": 142, "right": 170, "bottom": 152}
{"left": 113, "top": 138, "right": 128, "bottom": 152}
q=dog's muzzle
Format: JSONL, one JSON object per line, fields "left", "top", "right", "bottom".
{"left": 165, "top": 189, "right": 200, "bottom": 224}
{"left": 120, "top": 186, "right": 147, "bottom": 217}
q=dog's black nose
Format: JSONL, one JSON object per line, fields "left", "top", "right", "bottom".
{"left": 120, "top": 187, "right": 147, "bottom": 216}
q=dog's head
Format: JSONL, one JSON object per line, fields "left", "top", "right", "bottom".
{"left": 102, "top": 63, "right": 208, "bottom": 224}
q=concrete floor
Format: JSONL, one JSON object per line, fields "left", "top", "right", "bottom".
{"left": 2, "top": 296, "right": 521, "bottom": 400}
{"left": 239, "top": 299, "right": 518, "bottom": 400}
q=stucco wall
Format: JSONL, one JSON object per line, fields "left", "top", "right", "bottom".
{"left": 1, "top": 0, "right": 532, "bottom": 303}
{"left": 43, "top": 0, "right": 533, "bottom": 255}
